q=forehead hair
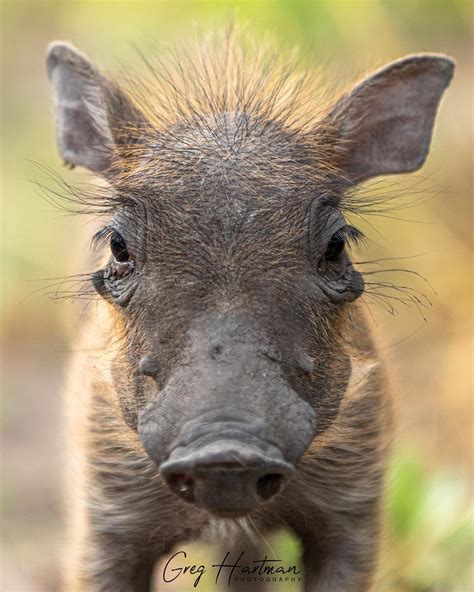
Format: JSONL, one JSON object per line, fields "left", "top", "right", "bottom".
{"left": 109, "top": 30, "right": 344, "bottom": 208}
{"left": 46, "top": 31, "right": 454, "bottom": 225}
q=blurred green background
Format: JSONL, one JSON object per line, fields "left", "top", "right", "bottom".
{"left": 1, "top": 1, "right": 472, "bottom": 591}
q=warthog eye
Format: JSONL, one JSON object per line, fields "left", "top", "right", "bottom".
{"left": 110, "top": 230, "right": 129, "bottom": 263}
{"left": 324, "top": 226, "right": 364, "bottom": 263}
{"left": 91, "top": 225, "right": 137, "bottom": 306}
{"left": 325, "top": 231, "right": 346, "bottom": 262}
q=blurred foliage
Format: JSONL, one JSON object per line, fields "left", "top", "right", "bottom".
{"left": 1, "top": 1, "right": 472, "bottom": 591}
{"left": 381, "top": 450, "right": 473, "bottom": 592}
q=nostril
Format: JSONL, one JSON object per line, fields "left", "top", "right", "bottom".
{"left": 256, "top": 473, "right": 284, "bottom": 501}
{"left": 166, "top": 473, "right": 195, "bottom": 503}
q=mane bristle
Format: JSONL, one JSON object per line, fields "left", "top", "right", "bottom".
{"left": 120, "top": 30, "right": 332, "bottom": 135}
{"left": 94, "top": 29, "right": 348, "bottom": 196}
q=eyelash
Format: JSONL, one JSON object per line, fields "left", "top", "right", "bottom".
{"left": 316, "top": 224, "right": 366, "bottom": 268}
{"left": 91, "top": 225, "right": 132, "bottom": 263}
{"left": 91, "top": 225, "right": 116, "bottom": 250}
{"left": 333, "top": 225, "right": 365, "bottom": 247}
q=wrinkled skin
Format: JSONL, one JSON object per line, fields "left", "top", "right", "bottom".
{"left": 46, "top": 39, "right": 453, "bottom": 591}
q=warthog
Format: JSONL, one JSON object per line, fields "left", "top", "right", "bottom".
{"left": 46, "top": 33, "right": 453, "bottom": 591}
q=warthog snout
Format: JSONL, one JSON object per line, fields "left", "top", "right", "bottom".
{"left": 160, "top": 439, "right": 294, "bottom": 512}
{"left": 138, "top": 314, "right": 317, "bottom": 514}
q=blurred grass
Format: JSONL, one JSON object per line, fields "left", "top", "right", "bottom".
{"left": 1, "top": 1, "right": 472, "bottom": 591}
{"left": 381, "top": 451, "right": 473, "bottom": 592}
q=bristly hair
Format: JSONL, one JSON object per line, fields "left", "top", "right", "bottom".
{"left": 118, "top": 26, "right": 337, "bottom": 143}
{"left": 36, "top": 27, "right": 351, "bottom": 215}
{"left": 96, "top": 26, "right": 352, "bottom": 204}
{"left": 33, "top": 27, "right": 435, "bottom": 318}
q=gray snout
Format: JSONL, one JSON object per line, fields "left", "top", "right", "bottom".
{"left": 160, "top": 441, "right": 294, "bottom": 513}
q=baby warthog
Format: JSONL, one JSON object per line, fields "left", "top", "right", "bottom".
{"left": 46, "top": 34, "right": 453, "bottom": 591}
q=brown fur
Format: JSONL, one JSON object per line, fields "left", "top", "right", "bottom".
{"left": 48, "top": 31, "right": 454, "bottom": 592}
{"left": 62, "top": 300, "right": 392, "bottom": 591}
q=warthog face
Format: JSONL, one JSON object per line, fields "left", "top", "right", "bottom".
{"left": 47, "top": 40, "right": 453, "bottom": 515}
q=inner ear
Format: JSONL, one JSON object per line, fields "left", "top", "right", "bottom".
{"left": 46, "top": 42, "right": 147, "bottom": 178}
{"left": 325, "top": 54, "right": 454, "bottom": 185}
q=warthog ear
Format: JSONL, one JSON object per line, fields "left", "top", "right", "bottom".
{"left": 46, "top": 41, "right": 145, "bottom": 178}
{"left": 328, "top": 54, "right": 454, "bottom": 184}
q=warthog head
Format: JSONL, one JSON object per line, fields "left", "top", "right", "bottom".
{"left": 47, "top": 38, "right": 453, "bottom": 515}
